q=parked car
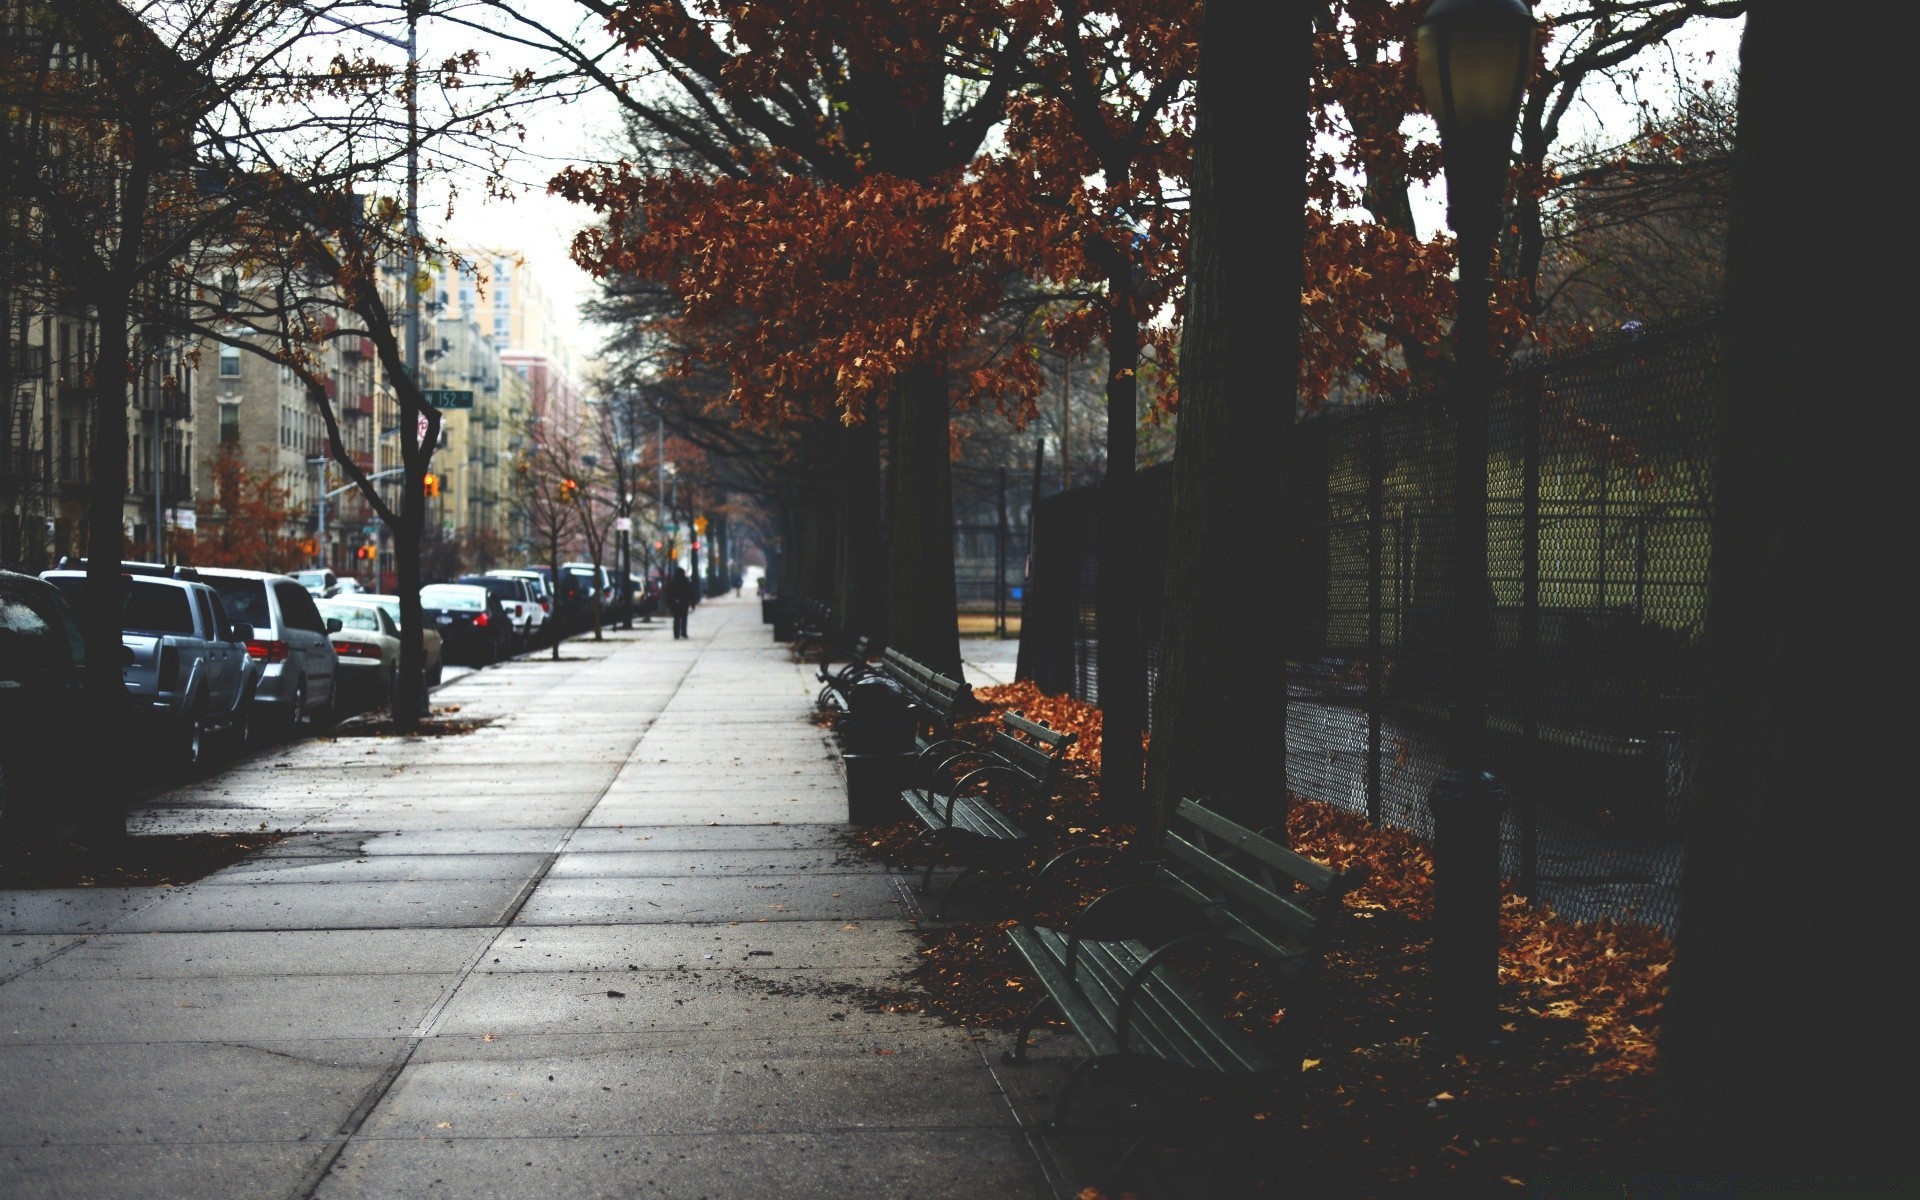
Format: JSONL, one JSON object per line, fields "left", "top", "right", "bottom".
{"left": 457, "top": 574, "right": 537, "bottom": 650}
{"left": 564, "top": 562, "right": 616, "bottom": 618}
{"left": 341, "top": 594, "right": 443, "bottom": 689}
{"left": 40, "top": 565, "right": 258, "bottom": 769}
{"left": 485, "top": 569, "right": 553, "bottom": 641}
{"left": 333, "top": 577, "right": 368, "bottom": 596}
{"left": 188, "top": 567, "right": 341, "bottom": 735}
{"left": 292, "top": 568, "right": 340, "bottom": 598}
{"left": 527, "top": 565, "right": 595, "bottom": 635}
{"left": 0, "top": 569, "right": 86, "bottom": 829}
{"left": 317, "top": 599, "right": 402, "bottom": 709}
{"left": 418, "top": 583, "right": 511, "bottom": 665}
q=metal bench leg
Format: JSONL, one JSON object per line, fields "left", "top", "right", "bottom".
{"left": 1049, "top": 1055, "right": 1104, "bottom": 1130}
{"left": 1105, "top": 1131, "right": 1160, "bottom": 1197}
{"left": 934, "top": 863, "right": 982, "bottom": 919}
{"left": 1002, "top": 994, "right": 1058, "bottom": 1064}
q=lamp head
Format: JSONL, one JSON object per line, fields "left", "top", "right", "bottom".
{"left": 1416, "top": 0, "right": 1536, "bottom": 137}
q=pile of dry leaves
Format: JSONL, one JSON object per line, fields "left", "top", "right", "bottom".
{"left": 842, "top": 680, "right": 1674, "bottom": 1194}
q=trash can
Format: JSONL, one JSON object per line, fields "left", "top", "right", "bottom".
{"left": 843, "top": 750, "right": 917, "bottom": 824}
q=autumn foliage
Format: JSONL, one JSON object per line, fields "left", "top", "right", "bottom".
{"left": 174, "top": 442, "right": 308, "bottom": 572}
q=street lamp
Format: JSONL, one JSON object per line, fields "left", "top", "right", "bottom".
{"left": 1415, "top": 0, "right": 1535, "bottom": 1048}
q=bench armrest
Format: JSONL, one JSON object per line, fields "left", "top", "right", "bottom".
{"left": 1112, "top": 931, "right": 1283, "bottom": 1053}
{"left": 944, "top": 763, "right": 1035, "bottom": 824}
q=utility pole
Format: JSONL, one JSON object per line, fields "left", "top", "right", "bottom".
{"left": 309, "top": 455, "right": 330, "bottom": 569}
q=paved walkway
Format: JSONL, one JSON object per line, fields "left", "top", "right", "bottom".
{"left": 0, "top": 597, "right": 1060, "bottom": 1200}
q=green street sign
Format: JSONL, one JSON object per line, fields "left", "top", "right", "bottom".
{"left": 422, "top": 389, "right": 474, "bottom": 409}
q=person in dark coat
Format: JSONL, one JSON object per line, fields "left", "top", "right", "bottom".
{"left": 665, "top": 566, "right": 694, "bottom": 639}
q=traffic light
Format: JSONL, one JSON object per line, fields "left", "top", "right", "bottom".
{"left": 355, "top": 544, "right": 375, "bottom": 560}
{"left": 422, "top": 473, "right": 439, "bottom": 497}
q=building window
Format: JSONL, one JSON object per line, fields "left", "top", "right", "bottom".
{"left": 220, "top": 403, "right": 240, "bottom": 444}
{"left": 219, "top": 346, "right": 241, "bottom": 377}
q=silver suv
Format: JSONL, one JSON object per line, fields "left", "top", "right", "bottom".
{"left": 39, "top": 567, "right": 257, "bottom": 769}
{"left": 191, "top": 567, "right": 341, "bottom": 734}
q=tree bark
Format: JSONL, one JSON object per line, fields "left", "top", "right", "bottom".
{"left": 1097, "top": 262, "right": 1144, "bottom": 819}
{"left": 835, "top": 414, "right": 885, "bottom": 640}
{"left": 1143, "top": 0, "right": 1310, "bottom": 834}
{"left": 1654, "top": 7, "right": 1899, "bottom": 1172}
{"left": 79, "top": 293, "right": 133, "bottom": 843}
{"left": 884, "top": 360, "right": 961, "bottom": 677}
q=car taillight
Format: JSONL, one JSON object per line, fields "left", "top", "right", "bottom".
{"left": 333, "top": 641, "right": 380, "bottom": 659}
{"left": 473, "top": 611, "right": 489, "bottom": 627}
{"left": 540, "top": 600, "right": 550, "bottom": 613}
{"left": 246, "top": 639, "right": 290, "bottom": 663}
{"left": 158, "top": 646, "right": 180, "bottom": 691}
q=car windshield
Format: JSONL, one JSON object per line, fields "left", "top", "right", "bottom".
{"left": 362, "top": 598, "right": 402, "bottom": 626}
{"left": 318, "top": 602, "right": 381, "bottom": 632}
{"left": 293, "top": 571, "right": 329, "bottom": 587}
{"left": 121, "top": 580, "right": 197, "bottom": 635}
{"left": 202, "top": 577, "right": 271, "bottom": 628}
{"left": 420, "top": 585, "right": 484, "bottom": 611}
{"left": 0, "top": 581, "right": 85, "bottom": 668}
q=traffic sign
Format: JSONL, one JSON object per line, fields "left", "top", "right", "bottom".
{"left": 421, "top": 389, "right": 474, "bottom": 408}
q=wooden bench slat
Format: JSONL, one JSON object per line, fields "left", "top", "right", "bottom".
{"left": 1172, "top": 798, "right": 1361, "bottom": 897}
{"left": 1032, "top": 928, "right": 1272, "bottom": 1075}
{"left": 1162, "top": 832, "right": 1325, "bottom": 946}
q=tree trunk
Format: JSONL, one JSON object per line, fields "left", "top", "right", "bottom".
{"left": 1143, "top": 0, "right": 1311, "bottom": 834}
{"left": 884, "top": 360, "right": 961, "bottom": 677}
{"left": 392, "top": 459, "right": 428, "bottom": 721}
{"left": 1097, "top": 264, "right": 1145, "bottom": 819}
{"left": 78, "top": 294, "right": 133, "bottom": 843}
{"left": 1654, "top": 8, "right": 1898, "bottom": 1172}
{"left": 835, "top": 414, "right": 884, "bottom": 640}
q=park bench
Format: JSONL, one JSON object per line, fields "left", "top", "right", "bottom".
{"left": 835, "top": 649, "right": 972, "bottom": 820}
{"left": 877, "top": 647, "right": 972, "bottom": 752}
{"left": 771, "top": 598, "right": 826, "bottom": 643}
{"left": 901, "top": 710, "right": 1075, "bottom": 918}
{"left": 790, "top": 603, "right": 837, "bottom": 659}
{"left": 816, "top": 633, "right": 880, "bottom": 712}
{"left": 1002, "top": 799, "right": 1368, "bottom": 1192}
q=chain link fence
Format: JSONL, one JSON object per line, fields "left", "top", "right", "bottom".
{"left": 1019, "top": 318, "right": 1721, "bottom": 932}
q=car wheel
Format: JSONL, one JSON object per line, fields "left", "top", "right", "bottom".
{"left": 179, "top": 705, "right": 209, "bottom": 774}
{"left": 285, "top": 680, "right": 306, "bottom": 740}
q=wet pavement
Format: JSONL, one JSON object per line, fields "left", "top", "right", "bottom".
{"left": 0, "top": 597, "right": 1064, "bottom": 1200}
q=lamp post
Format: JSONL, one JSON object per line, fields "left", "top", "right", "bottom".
{"left": 1415, "top": 0, "right": 1535, "bottom": 1048}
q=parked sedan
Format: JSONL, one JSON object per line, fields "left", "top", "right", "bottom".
{"left": 317, "top": 599, "right": 401, "bottom": 709}
{"left": 345, "top": 594, "right": 443, "bottom": 688}
{"left": 418, "top": 583, "right": 511, "bottom": 665}
{"left": 0, "top": 569, "right": 86, "bottom": 832}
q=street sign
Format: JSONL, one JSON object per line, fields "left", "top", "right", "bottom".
{"left": 615, "top": 517, "right": 632, "bottom": 532}
{"left": 421, "top": 389, "right": 474, "bottom": 408}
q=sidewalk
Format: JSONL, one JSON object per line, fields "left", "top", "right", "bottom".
{"left": 0, "top": 597, "right": 1057, "bottom": 1200}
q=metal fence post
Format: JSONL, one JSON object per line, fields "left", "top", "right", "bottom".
{"left": 1519, "top": 374, "right": 1542, "bottom": 898}
{"left": 1367, "top": 400, "right": 1384, "bottom": 826}
{"left": 996, "top": 467, "right": 1008, "bottom": 639}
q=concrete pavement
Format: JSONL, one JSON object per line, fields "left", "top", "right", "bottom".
{"left": 0, "top": 597, "right": 1063, "bottom": 1200}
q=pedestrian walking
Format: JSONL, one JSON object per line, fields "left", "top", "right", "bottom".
{"left": 665, "top": 566, "right": 694, "bottom": 639}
